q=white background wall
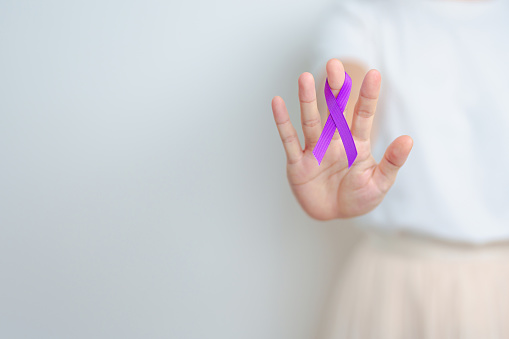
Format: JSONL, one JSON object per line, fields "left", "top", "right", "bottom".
{"left": 0, "top": 1, "right": 361, "bottom": 338}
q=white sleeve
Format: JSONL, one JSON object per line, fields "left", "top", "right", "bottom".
{"left": 310, "top": 0, "right": 378, "bottom": 78}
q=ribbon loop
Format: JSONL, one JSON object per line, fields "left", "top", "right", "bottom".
{"left": 312, "top": 72, "right": 357, "bottom": 167}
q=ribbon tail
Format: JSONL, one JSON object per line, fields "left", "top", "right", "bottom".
{"left": 312, "top": 115, "right": 336, "bottom": 165}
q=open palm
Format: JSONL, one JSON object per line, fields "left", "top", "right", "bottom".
{"left": 272, "top": 59, "right": 413, "bottom": 220}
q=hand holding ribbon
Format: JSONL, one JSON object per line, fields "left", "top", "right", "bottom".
{"left": 271, "top": 59, "right": 413, "bottom": 220}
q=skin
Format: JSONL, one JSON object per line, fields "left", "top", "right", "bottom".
{"left": 271, "top": 58, "right": 413, "bottom": 220}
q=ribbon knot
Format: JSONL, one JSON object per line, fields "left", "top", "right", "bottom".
{"left": 312, "top": 72, "right": 357, "bottom": 167}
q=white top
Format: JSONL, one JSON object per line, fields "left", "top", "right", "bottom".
{"left": 311, "top": 0, "right": 509, "bottom": 244}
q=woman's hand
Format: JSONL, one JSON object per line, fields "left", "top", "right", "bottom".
{"left": 271, "top": 59, "right": 413, "bottom": 220}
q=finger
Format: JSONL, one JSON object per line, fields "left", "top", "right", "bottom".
{"left": 326, "top": 58, "right": 346, "bottom": 96}
{"left": 272, "top": 96, "right": 303, "bottom": 164}
{"left": 298, "top": 72, "right": 321, "bottom": 150}
{"left": 351, "top": 69, "right": 381, "bottom": 142}
{"left": 326, "top": 59, "right": 345, "bottom": 141}
{"left": 372, "top": 135, "right": 413, "bottom": 194}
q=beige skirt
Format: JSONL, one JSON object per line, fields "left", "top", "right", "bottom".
{"left": 319, "top": 228, "right": 509, "bottom": 339}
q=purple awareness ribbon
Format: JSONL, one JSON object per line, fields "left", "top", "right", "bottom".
{"left": 312, "top": 72, "right": 357, "bottom": 167}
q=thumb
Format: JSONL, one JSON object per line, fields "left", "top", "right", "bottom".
{"left": 373, "top": 135, "right": 413, "bottom": 194}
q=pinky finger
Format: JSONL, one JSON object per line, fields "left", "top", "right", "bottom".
{"left": 272, "top": 96, "right": 303, "bottom": 164}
